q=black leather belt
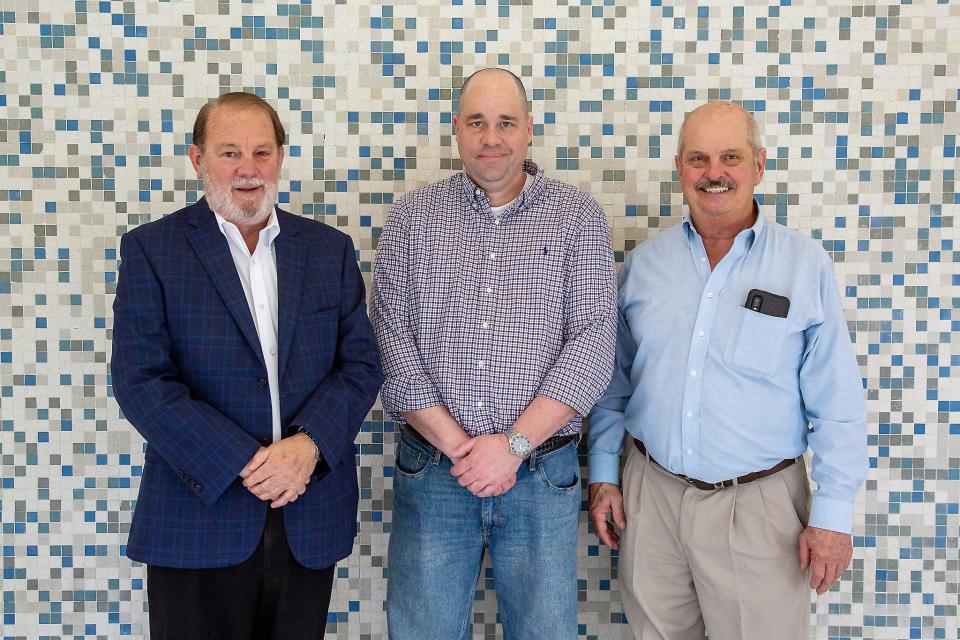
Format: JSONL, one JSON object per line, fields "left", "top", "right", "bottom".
{"left": 634, "top": 439, "right": 795, "bottom": 490}
{"left": 404, "top": 425, "right": 576, "bottom": 457}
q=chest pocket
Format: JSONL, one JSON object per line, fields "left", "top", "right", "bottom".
{"left": 724, "top": 306, "right": 789, "bottom": 377}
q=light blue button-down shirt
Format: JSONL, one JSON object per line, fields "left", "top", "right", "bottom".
{"left": 588, "top": 211, "right": 867, "bottom": 533}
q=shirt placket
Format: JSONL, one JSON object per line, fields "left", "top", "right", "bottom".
{"left": 473, "top": 191, "right": 501, "bottom": 433}
{"left": 249, "top": 242, "right": 281, "bottom": 442}
{"left": 677, "top": 235, "right": 743, "bottom": 478}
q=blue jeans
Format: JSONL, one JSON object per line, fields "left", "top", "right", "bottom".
{"left": 386, "top": 428, "right": 581, "bottom": 640}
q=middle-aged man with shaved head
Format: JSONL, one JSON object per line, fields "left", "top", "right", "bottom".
{"left": 587, "top": 101, "right": 867, "bottom": 639}
{"left": 371, "top": 68, "right": 617, "bottom": 639}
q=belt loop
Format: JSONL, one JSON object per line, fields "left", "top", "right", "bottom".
{"left": 731, "top": 477, "right": 738, "bottom": 488}
{"left": 527, "top": 446, "right": 539, "bottom": 471}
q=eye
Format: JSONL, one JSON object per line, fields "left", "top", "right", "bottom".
{"left": 724, "top": 153, "right": 741, "bottom": 162}
{"left": 470, "top": 121, "right": 484, "bottom": 128}
{"left": 500, "top": 121, "right": 513, "bottom": 129}
{"left": 223, "top": 151, "right": 238, "bottom": 158}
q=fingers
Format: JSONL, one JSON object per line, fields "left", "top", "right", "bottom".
{"left": 240, "top": 447, "right": 270, "bottom": 479}
{"left": 809, "top": 559, "right": 827, "bottom": 592}
{"left": 271, "top": 487, "right": 301, "bottom": 509}
{"left": 450, "top": 438, "right": 475, "bottom": 460}
{"left": 589, "top": 510, "right": 620, "bottom": 549}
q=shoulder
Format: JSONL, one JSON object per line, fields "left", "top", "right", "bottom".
{"left": 761, "top": 218, "right": 830, "bottom": 265}
{"left": 391, "top": 174, "right": 462, "bottom": 220}
{"left": 122, "top": 200, "right": 202, "bottom": 243}
{"left": 539, "top": 175, "right": 603, "bottom": 217}
{"left": 278, "top": 208, "right": 352, "bottom": 246}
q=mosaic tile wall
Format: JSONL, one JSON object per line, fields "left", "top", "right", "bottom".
{"left": 0, "top": 0, "right": 957, "bottom": 638}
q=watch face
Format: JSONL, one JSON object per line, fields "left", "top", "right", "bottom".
{"left": 509, "top": 432, "right": 532, "bottom": 458}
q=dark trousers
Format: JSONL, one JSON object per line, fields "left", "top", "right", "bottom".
{"left": 147, "top": 508, "right": 335, "bottom": 640}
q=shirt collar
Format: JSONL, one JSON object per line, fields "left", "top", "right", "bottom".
{"left": 213, "top": 206, "right": 281, "bottom": 250}
{"left": 460, "top": 159, "right": 545, "bottom": 215}
{"left": 682, "top": 200, "right": 764, "bottom": 251}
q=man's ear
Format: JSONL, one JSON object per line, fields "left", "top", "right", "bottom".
{"left": 188, "top": 144, "right": 202, "bottom": 178}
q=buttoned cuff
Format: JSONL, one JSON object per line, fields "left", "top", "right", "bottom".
{"left": 588, "top": 452, "right": 622, "bottom": 486}
{"left": 807, "top": 495, "right": 854, "bottom": 534}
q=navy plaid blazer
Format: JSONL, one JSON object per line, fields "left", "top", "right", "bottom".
{"left": 111, "top": 198, "right": 382, "bottom": 569}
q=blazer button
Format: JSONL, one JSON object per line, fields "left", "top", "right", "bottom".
{"left": 257, "top": 377, "right": 267, "bottom": 388}
{"left": 258, "top": 437, "right": 271, "bottom": 446}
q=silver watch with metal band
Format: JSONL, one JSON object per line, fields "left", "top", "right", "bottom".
{"left": 506, "top": 429, "right": 533, "bottom": 459}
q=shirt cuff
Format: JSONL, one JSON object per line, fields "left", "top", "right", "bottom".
{"left": 381, "top": 375, "right": 443, "bottom": 420}
{"left": 588, "top": 452, "right": 622, "bottom": 486}
{"left": 807, "top": 494, "right": 855, "bottom": 533}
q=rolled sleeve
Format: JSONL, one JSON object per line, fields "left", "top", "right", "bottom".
{"left": 536, "top": 202, "right": 618, "bottom": 416}
{"left": 370, "top": 200, "right": 444, "bottom": 420}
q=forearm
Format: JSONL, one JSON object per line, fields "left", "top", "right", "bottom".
{"left": 401, "top": 405, "right": 469, "bottom": 459}
{"left": 511, "top": 396, "right": 577, "bottom": 448}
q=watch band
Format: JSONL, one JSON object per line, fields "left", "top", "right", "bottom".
{"left": 296, "top": 426, "right": 321, "bottom": 461}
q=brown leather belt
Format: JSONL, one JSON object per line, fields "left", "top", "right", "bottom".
{"left": 634, "top": 439, "right": 795, "bottom": 490}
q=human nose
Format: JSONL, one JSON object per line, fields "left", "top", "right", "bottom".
{"left": 237, "top": 153, "right": 258, "bottom": 176}
{"left": 479, "top": 126, "right": 499, "bottom": 146}
{"left": 704, "top": 158, "right": 726, "bottom": 180}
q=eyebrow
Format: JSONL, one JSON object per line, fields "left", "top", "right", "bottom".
{"left": 463, "top": 113, "right": 519, "bottom": 121}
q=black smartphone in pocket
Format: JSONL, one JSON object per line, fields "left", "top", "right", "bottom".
{"left": 744, "top": 289, "right": 790, "bottom": 318}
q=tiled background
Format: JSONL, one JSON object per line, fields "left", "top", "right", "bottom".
{"left": 1, "top": 1, "right": 958, "bottom": 638}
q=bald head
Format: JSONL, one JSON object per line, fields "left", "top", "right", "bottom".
{"left": 677, "top": 101, "right": 761, "bottom": 160}
{"left": 457, "top": 68, "right": 529, "bottom": 118}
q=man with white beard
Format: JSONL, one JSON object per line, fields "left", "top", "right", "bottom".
{"left": 111, "top": 92, "right": 382, "bottom": 639}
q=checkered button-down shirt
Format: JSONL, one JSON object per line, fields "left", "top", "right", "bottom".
{"left": 371, "top": 160, "right": 617, "bottom": 437}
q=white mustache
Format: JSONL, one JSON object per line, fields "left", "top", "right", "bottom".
{"left": 695, "top": 178, "right": 734, "bottom": 190}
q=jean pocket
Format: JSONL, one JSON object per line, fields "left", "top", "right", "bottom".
{"left": 393, "top": 438, "right": 433, "bottom": 478}
{"left": 725, "top": 306, "right": 788, "bottom": 377}
{"left": 536, "top": 445, "right": 580, "bottom": 493}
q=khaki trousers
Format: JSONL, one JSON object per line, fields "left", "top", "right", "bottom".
{"left": 619, "top": 443, "right": 812, "bottom": 640}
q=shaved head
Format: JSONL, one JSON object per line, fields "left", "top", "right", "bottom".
{"left": 457, "top": 68, "right": 529, "bottom": 118}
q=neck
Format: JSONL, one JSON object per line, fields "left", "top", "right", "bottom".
{"left": 690, "top": 206, "right": 756, "bottom": 270}
{"left": 478, "top": 169, "right": 527, "bottom": 207}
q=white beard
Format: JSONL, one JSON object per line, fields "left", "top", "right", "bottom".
{"left": 201, "top": 165, "right": 277, "bottom": 226}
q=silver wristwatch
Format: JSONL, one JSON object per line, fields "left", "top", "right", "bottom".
{"left": 506, "top": 429, "right": 533, "bottom": 459}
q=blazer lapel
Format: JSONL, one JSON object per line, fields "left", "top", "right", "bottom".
{"left": 274, "top": 212, "right": 306, "bottom": 381}
{"left": 185, "top": 200, "right": 265, "bottom": 366}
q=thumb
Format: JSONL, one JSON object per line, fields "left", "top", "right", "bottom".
{"left": 798, "top": 531, "right": 811, "bottom": 570}
{"left": 450, "top": 438, "right": 474, "bottom": 459}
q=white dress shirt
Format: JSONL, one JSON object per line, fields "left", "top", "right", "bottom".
{"left": 213, "top": 208, "right": 282, "bottom": 443}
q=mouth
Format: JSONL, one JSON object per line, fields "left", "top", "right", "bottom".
{"left": 695, "top": 179, "right": 734, "bottom": 194}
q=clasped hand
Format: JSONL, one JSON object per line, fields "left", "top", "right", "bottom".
{"left": 239, "top": 433, "right": 317, "bottom": 508}
{"left": 449, "top": 434, "right": 520, "bottom": 498}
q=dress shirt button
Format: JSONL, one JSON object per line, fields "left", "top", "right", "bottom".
{"left": 485, "top": 287, "right": 493, "bottom": 294}
{"left": 476, "top": 401, "right": 484, "bottom": 408}
{"left": 707, "top": 292, "right": 714, "bottom": 300}
{"left": 257, "top": 377, "right": 268, "bottom": 388}
{"left": 489, "top": 252, "right": 496, "bottom": 260}
{"left": 270, "top": 346, "right": 277, "bottom": 356}
{"left": 690, "top": 370, "right": 697, "bottom": 377}
{"left": 494, "top": 219, "right": 501, "bottom": 225}
{"left": 477, "top": 360, "right": 485, "bottom": 368}
{"left": 698, "top": 330, "right": 705, "bottom": 338}
{"left": 475, "top": 188, "right": 482, "bottom": 196}
{"left": 686, "top": 410, "right": 693, "bottom": 417}
{"left": 686, "top": 448, "right": 693, "bottom": 456}
{"left": 481, "top": 321, "right": 489, "bottom": 329}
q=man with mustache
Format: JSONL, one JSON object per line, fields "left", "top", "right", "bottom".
{"left": 587, "top": 101, "right": 867, "bottom": 639}
{"left": 111, "top": 92, "right": 382, "bottom": 639}
{"left": 371, "top": 68, "right": 617, "bottom": 639}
